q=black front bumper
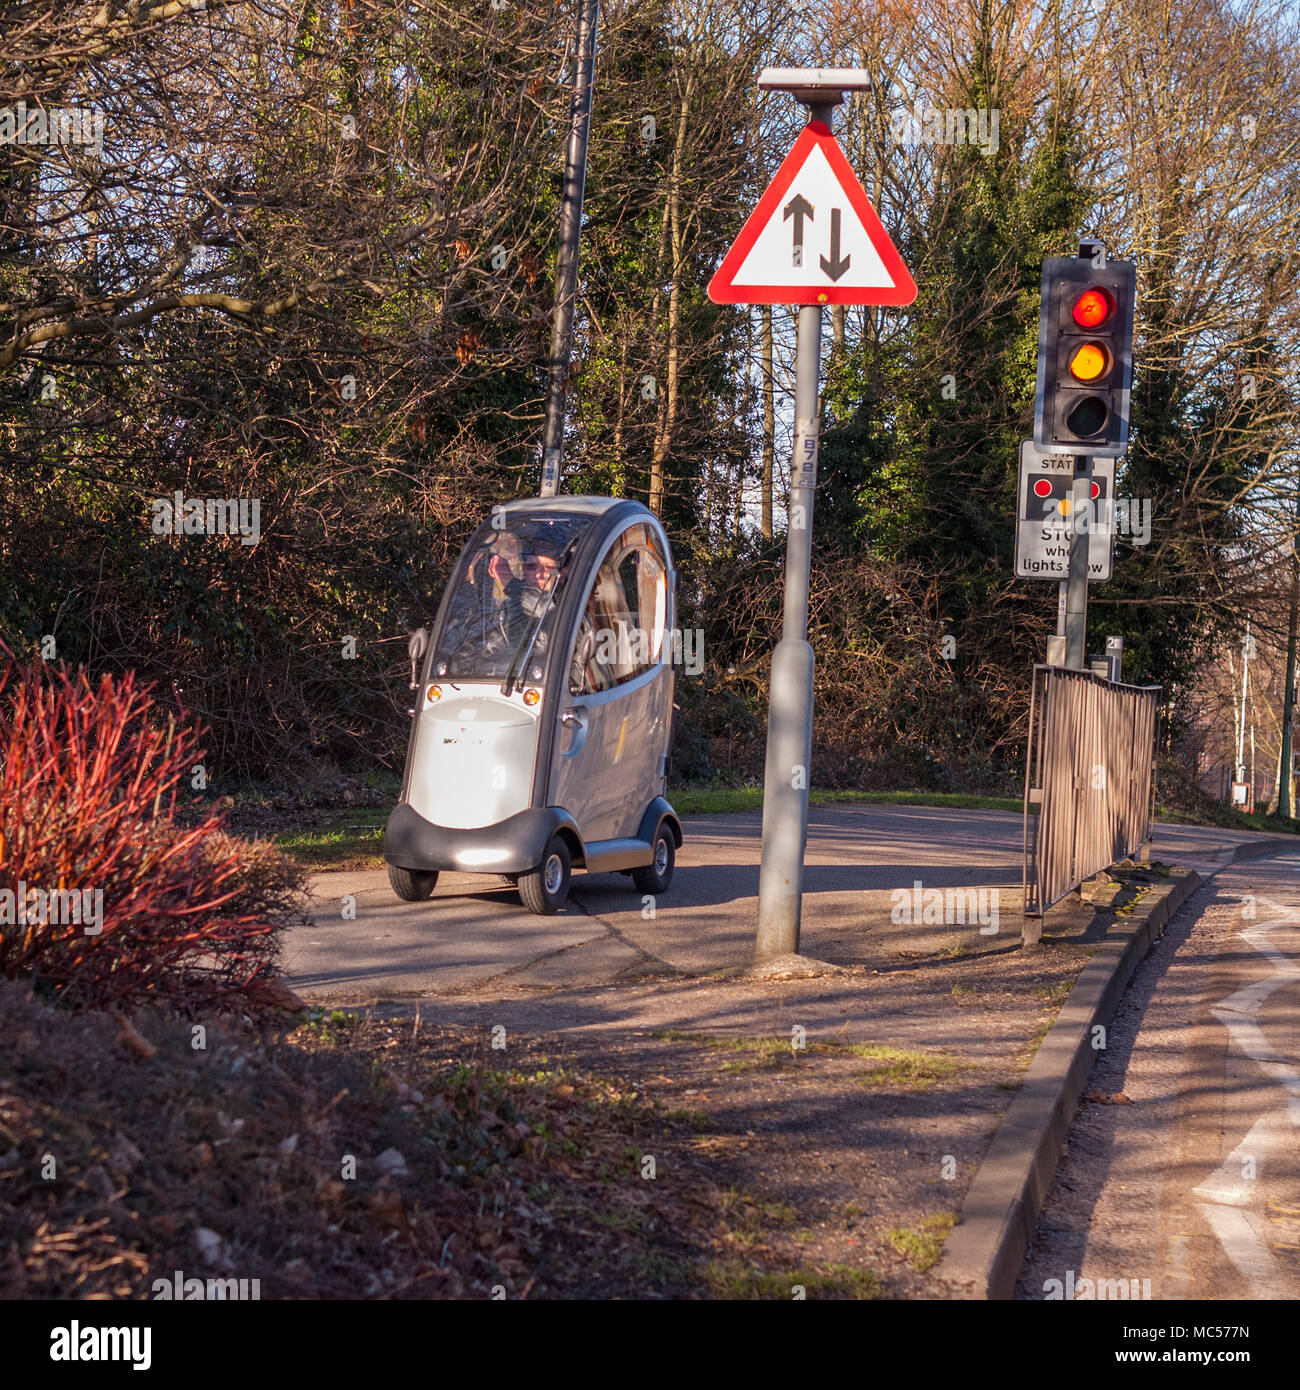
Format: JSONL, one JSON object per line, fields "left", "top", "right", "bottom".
{"left": 384, "top": 801, "right": 582, "bottom": 876}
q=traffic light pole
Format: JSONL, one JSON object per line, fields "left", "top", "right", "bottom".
{"left": 1278, "top": 505, "right": 1298, "bottom": 818}
{"left": 1064, "top": 454, "right": 1093, "bottom": 668}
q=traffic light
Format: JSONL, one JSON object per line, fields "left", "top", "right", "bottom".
{"left": 1034, "top": 243, "right": 1136, "bottom": 458}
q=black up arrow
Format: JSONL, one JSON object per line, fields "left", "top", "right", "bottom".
{"left": 783, "top": 194, "right": 813, "bottom": 266}
{"left": 820, "top": 208, "right": 851, "bottom": 281}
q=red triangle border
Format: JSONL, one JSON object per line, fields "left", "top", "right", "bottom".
{"left": 707, "top": 121, "right": 917, "bottom": 307}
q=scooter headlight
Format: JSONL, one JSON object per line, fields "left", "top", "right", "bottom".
{"left": 522, "top": 688, "right": 541, "bottom": 707}
{"left": 459, "top": 847, "right": 510, "bottom": 866}
{"left": 426, "top": 684, "right": 442, "bottom": 703}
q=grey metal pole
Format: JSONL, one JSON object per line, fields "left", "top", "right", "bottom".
{"left": 1237, "top": 620, "right": 1250, "bottom": 781}
{"left": 539, "top": 0, "right": 600, "bottom": 498}
{"left": 1277, "top": 507, "right": 1298, "bottom": 817}
{"left": 1063, "top": 454, "right": 1093, "bottom": 668}
{"left": 755, "top": 291, "right": 823, "bottom": 960}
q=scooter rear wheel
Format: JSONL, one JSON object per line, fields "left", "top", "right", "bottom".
{"left": 632, "top": 826, "right": 675, "bottom": 895}
{"left": 518, "top": 835, "right": 571, "bottom": 915}
{"left": 388, "top": 863, "right": 439, "bottom": 901}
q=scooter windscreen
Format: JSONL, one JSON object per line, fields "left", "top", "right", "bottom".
{"left": 429, "top": 512, "right": 592, "bottom": 687}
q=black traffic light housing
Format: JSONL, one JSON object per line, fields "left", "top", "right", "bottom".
{"left": 1034, "top": 242, "right": 1136, "bottom": 458}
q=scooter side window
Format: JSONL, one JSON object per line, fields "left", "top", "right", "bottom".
{"left": 568, "top": 529, "right": 669, "bottom": 694}
{"left": 568, "top": 565, "right": 627, "bottom": 695}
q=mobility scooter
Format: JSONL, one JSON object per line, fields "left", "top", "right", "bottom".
{"left": 384, "top": 496, "right": 682, "bottom": 914}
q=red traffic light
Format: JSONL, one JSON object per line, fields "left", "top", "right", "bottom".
{"left": 1034, "top": 478, "right": 1053, "bottom": 497}
{"left": 1090, "top": 480, "right": 1100, "bottom": 499}
{"left": 1072, "top": 287, "right": 1115, "bottom": 329}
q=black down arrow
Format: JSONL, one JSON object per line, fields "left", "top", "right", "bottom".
{"left": 820, "top": 208, "right": 851, "bottom": 281}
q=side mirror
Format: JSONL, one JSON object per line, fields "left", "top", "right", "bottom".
{"left": 407, "top": 627, "right": 430, "bottom": 690}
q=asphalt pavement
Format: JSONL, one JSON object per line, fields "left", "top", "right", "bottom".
{"left": 286, "top": 803, "right": 1289, "bottom": 1004}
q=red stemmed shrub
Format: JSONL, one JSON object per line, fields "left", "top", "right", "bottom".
{"left": 0, "top": 654, "right": 308, "bottom": 1013}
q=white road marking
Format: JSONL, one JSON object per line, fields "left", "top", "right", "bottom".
{"left": 1193, "top": 907, "right": 1300, "bottom": 1295}
{"left": 1193, "top": 1111, "right": 1292, "bottom": 1207}
{"left": 1196, "top": 1203, "right": 1294, "bottom": 1299}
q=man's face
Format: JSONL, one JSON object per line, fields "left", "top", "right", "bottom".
{"left": 523, "top": 552, "right": 558, "bottom": 591}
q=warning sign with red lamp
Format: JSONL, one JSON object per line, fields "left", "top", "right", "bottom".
{"left": 707, "top": 121, "right": 917, "bottom": 306}
{"left": 1014, "top": 441, "right": 1114, "bottom": 581}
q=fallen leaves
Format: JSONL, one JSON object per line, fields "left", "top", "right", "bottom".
{"left": 3, "top": 986, "right": 724, "bottom": 1300}
{"left": 1083, "top": 1089, "right": 1133, "bottom": 1105}
{"left": 113, "top": 1013, "right": 157, "bottom": 1060}
{"left": 259, "top": 978, "right": 308, "bottom": 1013}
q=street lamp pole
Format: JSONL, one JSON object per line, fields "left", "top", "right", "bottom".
{"left": 540, "top": 0, "right": 600, "bottom": 498}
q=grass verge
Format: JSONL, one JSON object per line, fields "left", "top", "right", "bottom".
{"left": 885, "top": 1213, "right": 957, "bottom": 1272}
{"left": 277, "top": 810, "right": 387, "bottom": 869}
{"left": 648, "top": 1031, "right": 959, "bottom": 1089}
{"left": 671, "top": 787, "right": 1022, "bottom": 816}
{"left": 703, "top": 1260, "right": 881, "bottom": 1299}
{"left": 277, "top": 786, "right": 1295, "bottom": 872}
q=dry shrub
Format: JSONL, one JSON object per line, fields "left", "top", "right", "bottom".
{"left": 0, "top": 653, "right": 307, "bottom": 1013}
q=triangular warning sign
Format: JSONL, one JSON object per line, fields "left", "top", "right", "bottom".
{"left": 708, "top": 122, "right": 917, "bottom": 307}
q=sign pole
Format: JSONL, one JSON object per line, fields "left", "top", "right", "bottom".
{"left": 754, "top": 91, "right": 840, "bottom": 963}
{"left": 705, "top": 68, "right": 915, "bottom": 965}
{"left": 1064, "top": 453, "right": 1093, "bottom": 668}
{"left": 756, "top": 299, "right": 823, "bottom": 960}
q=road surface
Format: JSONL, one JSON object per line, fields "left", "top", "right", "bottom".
{"left": 285, "top": 803, "right": 1287, "bottom": 1002}
{"left": 1018, "top": 851, "right": 1300, "bottom": 1300}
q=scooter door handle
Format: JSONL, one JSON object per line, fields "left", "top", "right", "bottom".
{"left": 559, "top": 706, "right": 588, "bottom": 755}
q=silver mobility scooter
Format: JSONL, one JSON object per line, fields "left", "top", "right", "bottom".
{"left": 385, "top": 497, "right": 682, "bottom": 914}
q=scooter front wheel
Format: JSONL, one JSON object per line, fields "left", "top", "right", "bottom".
{"left": 518, "top": 835, "right": 571, "bottom": 915}
{"left": 388, "top": 863, "right": 439, "bottom": 901}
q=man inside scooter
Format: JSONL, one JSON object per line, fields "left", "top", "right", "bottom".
{"left": 433, "top": 517, "right": 588, "bottom": 682}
